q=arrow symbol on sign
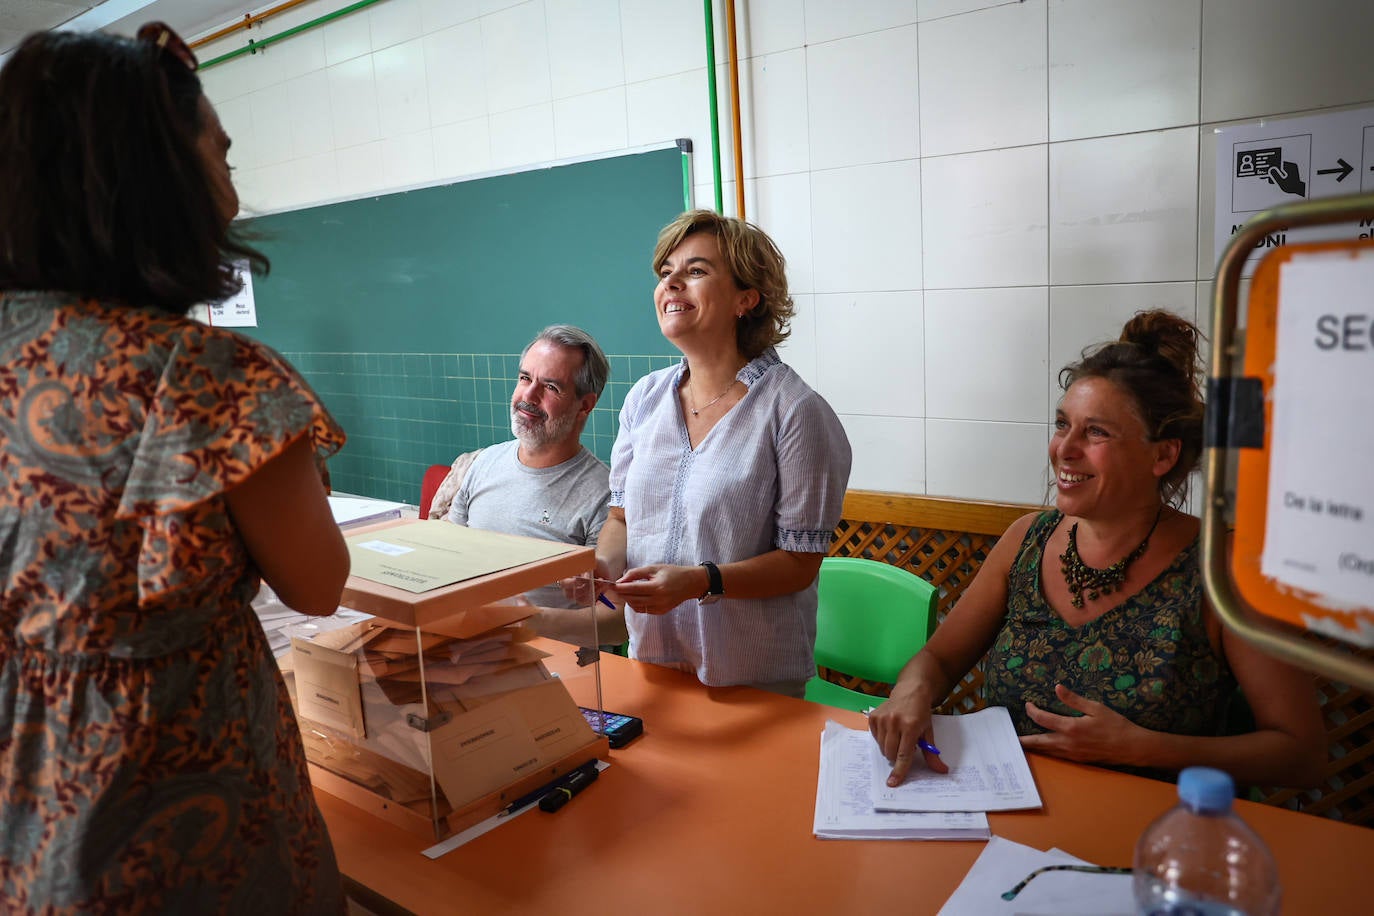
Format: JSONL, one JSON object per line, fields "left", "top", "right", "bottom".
{"left": 1317, "top": 158, "right": 1353, "bottom": 182}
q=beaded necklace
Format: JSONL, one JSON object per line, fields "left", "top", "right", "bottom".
{"left": 1059, "top": 506, "right": 1163, "bottom": 609}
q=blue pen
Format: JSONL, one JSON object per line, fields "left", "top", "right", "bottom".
{"left": 597, "top": 593, "right": 616, "bottom": 610}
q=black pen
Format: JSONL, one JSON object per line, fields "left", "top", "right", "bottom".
{"left": 499, "top": 761, "right": 597, "bottom": 817}
{"left": 538, "top": 761, "right": 599, "bottom": 812}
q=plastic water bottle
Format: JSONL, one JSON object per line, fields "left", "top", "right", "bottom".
{"left": 1133, "top": 767, "right": 1280, "bottom": 916}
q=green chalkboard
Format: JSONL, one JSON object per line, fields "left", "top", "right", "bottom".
{"left": 228, "top": 146, "right": 687, "bottom": 503}
{"left": 240, "top": 145, "right": 685, "bottom": 356}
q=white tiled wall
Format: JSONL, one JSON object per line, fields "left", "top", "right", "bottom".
{"left": 196, "top": 0, "right": 1374, "bottom": 504}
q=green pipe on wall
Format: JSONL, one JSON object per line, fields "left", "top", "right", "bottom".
{"left": 200, "top": 0, "right": 389, "bottom": 70}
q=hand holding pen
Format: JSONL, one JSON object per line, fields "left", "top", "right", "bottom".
{"left": 864, "top": 702, "right": 949, "bottom": 785}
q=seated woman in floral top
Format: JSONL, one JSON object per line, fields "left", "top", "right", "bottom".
{"left": 868, "top": 311, "right": 1324, "bottom": 790}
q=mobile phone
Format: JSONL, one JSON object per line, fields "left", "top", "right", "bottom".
{"left": 579, "top": 706, "right": 643, "bottom": 748}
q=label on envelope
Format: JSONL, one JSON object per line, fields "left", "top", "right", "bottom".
{"left": 291, "top": 637, "right": 366, "bottom": 739}
{"left": 428, "top": 680, "right": 599, "bottom": 810}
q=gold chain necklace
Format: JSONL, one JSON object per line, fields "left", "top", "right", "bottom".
{"left": 687, "top": 375, "right": 737, "bottom": 417}
{"left": 1058, "top": 506, "right": 1163, "bottom": 609}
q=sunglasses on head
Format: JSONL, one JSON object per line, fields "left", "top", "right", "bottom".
{"left": 136, "top": 21, "right": 197, "bottom": 72}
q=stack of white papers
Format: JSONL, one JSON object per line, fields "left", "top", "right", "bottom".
{"left": 328, "top": 495, "right": 406, "bottom": 529}
{"left": 814, "top": 722, "right": 990, "bottom": 840}
{"left": 814, "top": 706, "right": 1042, "bottom": 841}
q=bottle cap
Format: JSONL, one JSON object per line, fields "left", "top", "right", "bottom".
{"left": 1177, "top": 766, "right": 1235, "bottom": 813}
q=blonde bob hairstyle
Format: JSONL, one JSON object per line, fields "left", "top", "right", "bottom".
{"left": 651, "top": 209, "right": 793, "bottom": 359}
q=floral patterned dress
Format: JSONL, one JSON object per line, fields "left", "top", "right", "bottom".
{"left": 0, "top": 292, "right": 345, "bottom": 914}
{"left": 982, "top": 511, "right": 1238, "bottom": 767}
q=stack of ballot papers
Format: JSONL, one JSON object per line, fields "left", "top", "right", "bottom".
{"left": 938, "top": 836, "right": 1134, "bottom": 915}
{"left": 813, "top": 706, "right": 1041, "bottom": 841}
{"left": 328, "top": 494, "right": 407, "bottom": 529}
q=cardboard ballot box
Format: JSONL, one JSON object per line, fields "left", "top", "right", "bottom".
{"left": 281, "top": 519, "right": 608, "bottom": 842}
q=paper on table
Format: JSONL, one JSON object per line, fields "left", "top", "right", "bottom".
{"left": 870, "top": 706, "right": 1041, "bottom": 812}
{"left": 938, "top": 836, "right": 1134, "bottom": 916}
{"left": 328, "top": 495, "right": 406, "bottom": 529}
{"left": 813, "top": 722, "right": 990, "bottom": 841}
{"left": 346, "top": 521, "right": 577, "bottom": 593}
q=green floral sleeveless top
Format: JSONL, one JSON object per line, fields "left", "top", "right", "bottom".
{"left": 983, "top": 511, "right": 1236, "bottom": 742}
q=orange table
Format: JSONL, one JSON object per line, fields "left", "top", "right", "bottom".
{"left": 318, "top": 644, "right": 1372, "bottom": 915}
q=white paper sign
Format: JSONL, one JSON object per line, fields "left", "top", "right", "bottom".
{"left": 1260, "top": 251, "right": 1374, "bottom": 609}
{"left": 207, "top": 260, "right": 258, "bottom": 327}
{"left": 1213, "top": 105, "right": 1374, "bottom": 276}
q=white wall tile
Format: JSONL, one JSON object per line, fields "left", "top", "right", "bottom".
{"left": 381, "top": 130, "right": 437, "bottom": 188}
{"left": 481, "top": 1, "right": 552, "bottom": 112}
{"left": 925, "top": 286, "right": 1048, "bottom": 423}
{"left": 739, "top": 0, "right": 806, "bottom": 59}
{"left": 740, "top": 49, "right": 809, "bottom": 178}
{"left": 627, "top": 69, "right": 732, "bottom": 180}
{"left": 919, "top": 0, "right": 1047, "bottom": 156}
{"left": 433, "top": 117, "right": 493, "bottom": 177}
{"left": 216, "top": 95, "right": 260, "bottom": 171}
{"left": 370, "top": 0, "right": 424, "bottom": 50}
{"left": 777, "top": 293, "right": 818, "bottom": 386}
{"left": 1201, "top": 0, "right": 1374, "bottom": 122}
{"left": 553, "top": 88, "right": 629, "bottom": 159}
{"left": 621, "top": 0, "right": 706, "bottom": 82}
{"left": 421, "top": 0, "right": 481, "bottom": 31}
{"left": 815, "top": 292, "right": 924, "bottom": 416}
{"left": 926, "top": 419, "right": 1049, "bottom": 504}
{"left": 1048, "top": 0, "right": 1200, "bottom": 141}
{"left": 1050, "top": 128, "right": 1198, "bottom": 284}
{"left": 323, "top": 9, "right": 373, "bottom": 66}
{"left": 547, "top": 0, "right": 625, "bottom": 98}
{"left": 918, "top": 0, "right": 1005, "bottom": 20}
{"left": 811, "top": 160, "right": 922, "bottom": 293}
{"left": 489, "top": 104, "right": 556, "bottom": 169}
{"left": 481, "top": 0, "right": 527, "bottom": 13}
{"left": 838, "top": 415, "right": 926, "bottom": 494}
{"left": 752, "top": 171, "right": 814, "bottom": 294}
{"left": 804, "top": 0, "right": 918, "bottom": 44}
{"left": 248, "top": 88, "right": 297, "bottom": 167}
{"left": 1048, "top": 282, "right": 1197, "bottom": 407}
{"left": 198, "top": 59, "right": 250, "bottom": 105}
{"left": 286, "top": 71, "right": 336, "bottom": 160}
{"left": 327, "top": 56, "right": 381, "bottom": 148}
{"left": 921, "top": 144, "right": 1048, "bottom": 289}
{"left": 807, "top": 26, "right": 919, "bottom": 171}
{"left": 374, "top": 39, "right": 431, "bottom": 138}
{"left": 266, "top": 29, "right": 329, "bottom": 87}
{"left": 261, "top": 151, "right": 340, "bottom": 211}
{"left": 424, "top": 22, "right": 488, "bottom": 127}
{"left": 335, "top": 141, "right": 385, "bottom": 197}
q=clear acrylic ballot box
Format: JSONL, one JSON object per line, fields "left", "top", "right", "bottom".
{"left": 279, "top": 518, "right": 607, "bottom": 841}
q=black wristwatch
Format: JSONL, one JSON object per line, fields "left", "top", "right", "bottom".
{"left": 698, "top": 561, "right": 724, "bottom": 604}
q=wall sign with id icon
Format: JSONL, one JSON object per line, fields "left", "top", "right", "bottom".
{"left": 580, "top": 707, "right": 643, "bottom": 748}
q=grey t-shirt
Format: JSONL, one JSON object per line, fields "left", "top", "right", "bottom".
{"left": 447, "top": 439, "right": 609, "bottom": 607}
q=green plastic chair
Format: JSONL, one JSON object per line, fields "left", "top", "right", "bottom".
{"left": 804, "top": 557, "right": 939, "bottom": 713}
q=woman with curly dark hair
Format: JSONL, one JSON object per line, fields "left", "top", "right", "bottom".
{"left": 0, "top": 25, "right": 347, "bottom": 913}
{"left": 869, "top": 311, "right": 1324, "bottom": 791}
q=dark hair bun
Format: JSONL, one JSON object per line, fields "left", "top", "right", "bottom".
{"left": 1119, "top": 309, "right": 1201, "bottom": 384}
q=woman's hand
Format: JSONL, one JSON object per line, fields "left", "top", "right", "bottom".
{"left": 868, "top": 684, "right": 949, "bottom": 786}
{"left": 614, "top": 564, "right": 707, "bottom": 615}
{"left": 1019, "top": 683, "right": 1148, "bottom": 765}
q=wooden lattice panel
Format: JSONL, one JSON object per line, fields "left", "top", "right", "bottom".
{"left": 1252, "top": 643, "right": 1374, "bottom": 825}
